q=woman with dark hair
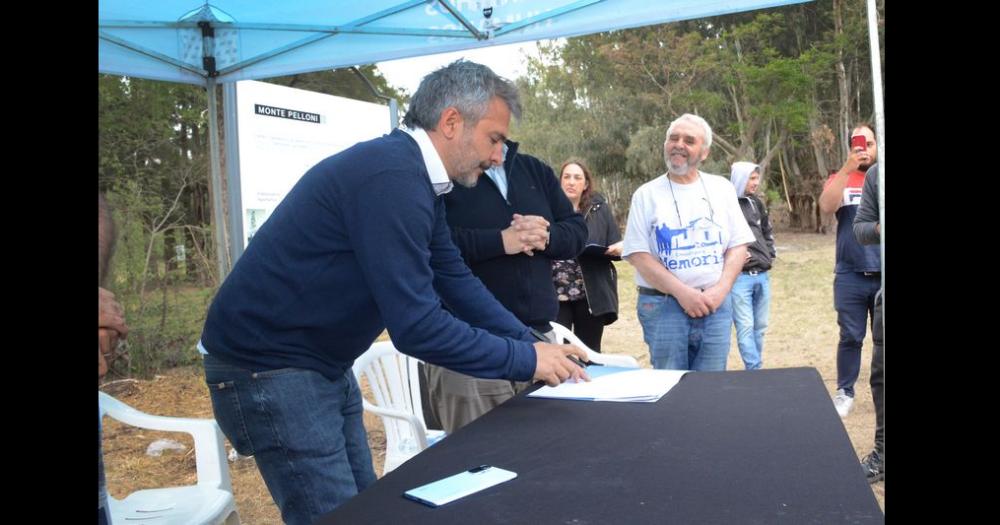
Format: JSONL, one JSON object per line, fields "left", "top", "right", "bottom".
{"left": 551, "top": 159, "right": 623, "bottom": 352}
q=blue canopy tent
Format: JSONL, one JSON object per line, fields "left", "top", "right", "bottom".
{"left": 102, "top": 0, "right": 868, "bottom": 280}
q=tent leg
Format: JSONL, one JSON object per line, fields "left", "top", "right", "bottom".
{"left": 223, "top": 82, "right": 245, "bottom": 268}
{"left": 865, "top": 0, "right": 884, "bottom": 309}
{"left": 206, "top": 78, "right": 231, "bottom": 283}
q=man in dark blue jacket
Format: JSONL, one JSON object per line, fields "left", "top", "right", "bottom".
{"left": 424, "top": 140, "right": 588, "bottom": 433}
{"left": 198, "top": 60, "right": 589, "bottom": 525}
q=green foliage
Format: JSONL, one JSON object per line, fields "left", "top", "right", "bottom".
{"left": 267, "top": 65, "right": 409, "bottom": 122}
{"left": 105, "top": 189, "right": 213, "bottom": 378}
{"left": 111, "top": 281, "right": 215, "bottom": 378}
{"left": 624, "top": 125, "right": 665, "bottom": 178}
{"left": 100, "top": 74, "right": 217, "bottom": 378}
{"left": 511, "top": 0, "right": 883, "bottom": 227}
{"left": 100, "top": 64, "right": 412, "bottom": 378}
{"left": 764, "top": 187, "right": 783, "bottom": 208}
{"left": 99, "top": 1, "right": 886, "bottom": 375}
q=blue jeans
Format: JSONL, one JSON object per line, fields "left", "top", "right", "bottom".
{"left": 731, "top": 272, "right": 771, "bottom": 370}
{"left": 833, "top": 272, "right": 880, "bottom": 397}
{"left": 99, "top": 406, "right": 110, "bottom": 525}
{"left": 637, "top": 293, "right": 733, "bottom": 371}
{"left": 203, "top": 354, "right": 376, "bottom": 525}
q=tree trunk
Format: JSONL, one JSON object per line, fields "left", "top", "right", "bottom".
{"left": 161, "top": 185, "right": 177, "bottom": 276}
{"left": 778, "top": 145, "right": 792, "bottom": 213}
{"left": 786, "top": 150, "right": 819, "bottom": 232}
{"left": 759, "top": 126, "right": 785, "bottom": 176}
{"left": 833, "top": 0, "right": 851, "bottom": 153}
{"left": 808, "top": 95, "right": 830, "bottom": 181}
{"left": 761, "top": 120, "right": 771, "bottom": 176}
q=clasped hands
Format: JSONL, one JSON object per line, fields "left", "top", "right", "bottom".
{"left": 502, "top": 214, "right": 550, "bottom": 256}
{"left": 676, "top": 284, "right": 728, "bottom": 318}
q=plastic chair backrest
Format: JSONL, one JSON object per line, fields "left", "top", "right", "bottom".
{"left": 549, "top": 321, "right": 640, "bottom": 368}
{"left": 353, "top": 341, "right": 441, "bottom": 472}
{"left": 98, "top": 391, "right": 240, "bottom": 524}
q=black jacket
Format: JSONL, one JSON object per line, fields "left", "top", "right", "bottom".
{"left": 443, "top": 141, "right": 588, "bottom": 331}
{"left": 738, "top": 194, "right": 776, "bottom": 272}
{"left": 578, "top": 193, "right": 622, "bottom": 323}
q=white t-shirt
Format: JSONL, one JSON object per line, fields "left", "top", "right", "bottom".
{"left": 622, "top": 172, "right": 754, "bottom": 290}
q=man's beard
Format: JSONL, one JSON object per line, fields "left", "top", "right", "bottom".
{"left": 668, "top": 162, "right": 691, "bottom": 176}
{"left": 452, "top": 129, "right": 493, "bottom": 188}
{"left": 454, "top": 170, "right": 481, "bottom": 188}
{"left": 665, "top": 148, "right": 697, "bottom": 176}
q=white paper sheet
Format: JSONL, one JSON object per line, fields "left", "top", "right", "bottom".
{"left": 528, "top": 366, "right": 688, "bottom": 403}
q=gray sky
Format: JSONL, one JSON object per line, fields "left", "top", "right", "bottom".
{"left": 376, "top": 40, "right": 546, "bottom": 94}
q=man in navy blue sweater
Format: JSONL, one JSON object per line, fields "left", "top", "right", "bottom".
{"left": 198, "top": 60, "right": 589, "bottom": 525}
{"left": 424, "top": 141, "right": 587, "bottom": 433}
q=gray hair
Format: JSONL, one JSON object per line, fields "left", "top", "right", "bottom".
{"left": 666, "top": 113, "right": 713, "bottom": 150}
{"left": 402, "top": 59, "right": 521, "bottom": 131}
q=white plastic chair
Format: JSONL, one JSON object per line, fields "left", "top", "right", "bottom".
{"left": 353, "top": 341, "right": 446, "bottom": 474}
{"left": 98, "top": 391, "right": 240, "bottom": 525}
{"left": 549, "top": 321, "right": 641, "bottom": 368}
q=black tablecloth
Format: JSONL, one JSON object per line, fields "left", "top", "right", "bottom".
{"left": 316, "top": 367, "right": 884, "bottom": 524}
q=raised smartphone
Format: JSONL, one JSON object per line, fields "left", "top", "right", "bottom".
{"left": 403, "top": 465, "right": 517, "bottom": 507}
{"left": 851, "top": 135, "right": 867, "bottom": 150}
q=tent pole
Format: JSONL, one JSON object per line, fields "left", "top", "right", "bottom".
{"left": 349, "top": 66, "right": 399, "bottom": 129}
{"left": 206, "top": 78, "right": 231, "bottom": 283}
{"left": 865, "top": 0, "right": 884, "bottom": 321}
{"left": 389, "top": 98, "right": 399, "bottom": 129}
{"left": 223, "top": 82, "right": 245, "bottom": 267}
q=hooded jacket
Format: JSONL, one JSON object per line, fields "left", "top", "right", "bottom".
{"left": 730, "top": 162, "right": 776, "bottom": 273}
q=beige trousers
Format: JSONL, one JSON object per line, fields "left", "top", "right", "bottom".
{"left": 422, "top": 330, "right": 554, "bottom": 434}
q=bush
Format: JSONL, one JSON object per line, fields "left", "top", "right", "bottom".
{"left": 104, "top": 189, "right": 217, "bottom": 379}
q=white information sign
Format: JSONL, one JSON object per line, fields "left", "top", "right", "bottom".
{"left": 235, "top": 80, "right": 391, "bottom": 247}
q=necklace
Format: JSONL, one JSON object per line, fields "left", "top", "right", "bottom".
{"left": 666, "top": 173, "right": 715, "bottom": 227}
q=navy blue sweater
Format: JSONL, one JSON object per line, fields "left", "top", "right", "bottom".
{"left": 443, "top": 141, "right": 587, "bottom": 331}
{"left": 201, "top": 129, "right": 537, "bottom": 382}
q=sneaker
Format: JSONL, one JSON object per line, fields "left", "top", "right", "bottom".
{"left": 833, "top": 389, "right": 854, "bottom": 418}
{"left": 860, "top": 450, "right": 884, "bottom": 483}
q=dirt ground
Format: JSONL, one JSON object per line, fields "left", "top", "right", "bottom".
{"left": 100, "top": 230, "right": 883, "bottom": 523}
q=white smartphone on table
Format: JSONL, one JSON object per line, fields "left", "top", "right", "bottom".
{"left": 403, "top": 465, "right": 517, "bottom": 507}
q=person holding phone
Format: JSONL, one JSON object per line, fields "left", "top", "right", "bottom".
{"left": 818, "top": 124, "right": 880, "bottom": 418}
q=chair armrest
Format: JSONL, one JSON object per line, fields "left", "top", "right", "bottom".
{"left": 359, "top": 399, "right": 429, "bottom": 449}
{"left": 549, "top": 321, "right": 639, "bottom": 368}
{"left": 99, "top": 392, "right": 232, "bottom": 491}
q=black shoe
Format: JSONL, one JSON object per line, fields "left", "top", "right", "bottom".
{"left": 860, "top": 450, "right": 883, "bottom": 483}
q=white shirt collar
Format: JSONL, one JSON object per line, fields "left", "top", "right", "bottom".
{"left": 400, "top": 126, "right": 452, "bottom": 195}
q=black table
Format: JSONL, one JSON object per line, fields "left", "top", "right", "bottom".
{"left": 316, "top": 367, "right": 883, "bottom": 524}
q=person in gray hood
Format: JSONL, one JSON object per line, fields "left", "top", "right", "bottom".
{"left": 729, "top": 161, "right": 776, "bottom": 370}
